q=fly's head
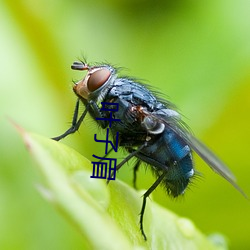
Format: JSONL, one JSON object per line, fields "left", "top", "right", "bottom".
{"left": 72, "top": 61, "right": 116, "bottom": 102}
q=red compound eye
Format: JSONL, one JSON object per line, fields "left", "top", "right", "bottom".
{"left": 87, "top": 68, "right": 111, "bottom": 92}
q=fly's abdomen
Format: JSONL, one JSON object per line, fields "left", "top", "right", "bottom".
{"left": 164, "top": 153, "right": 193, "bottom": 197}
{"left": 163, "top": 129, "right": 194, "bottom": 196}
{"left": 138, "top": 128, "right": 194, "bottom": 197}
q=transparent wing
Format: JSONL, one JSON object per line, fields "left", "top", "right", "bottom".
{"left": 171, "top": 122, "right": 247, "bottom": 198}
{"left": 148, "top": 110, "right": 247, "bottom": 198}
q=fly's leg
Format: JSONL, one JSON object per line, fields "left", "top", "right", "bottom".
{"left": 52, "top": 99, "right": 88, "bottom": 141}
{"left": 107, "top": 143, "right": 147, "bottom": 184}
{"left": 105, "top": 149, "right": 141, "bottom": 189}
{"left": 127, "top": 147, "right": 142, "bottom": 189}
{"left": 116, "top": 143, "right": 146, "bottom": 172}
{"left": 140, "top": 172, "right": 167, "bottom": 240}
{"left": 133, "top": 160, "right": 141, "bottom": 189}
{"left": 99, "top": 148, "right": 114, "bottom": 161}
{"left": 52, "top": 98, "right": 108, "bottom": 141}
{"left": 88, "top": 100, "right": 107, "bottom": 129}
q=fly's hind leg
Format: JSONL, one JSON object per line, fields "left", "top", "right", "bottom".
{"left": 133, "top": 160, "right": 141, "bottom": 189}
{"left": 140, "top": 172, "right": 167, "bottom": 240}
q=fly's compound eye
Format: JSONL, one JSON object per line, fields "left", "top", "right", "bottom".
{"left": 87, "top": 68, "right": 111, "bottom": 92}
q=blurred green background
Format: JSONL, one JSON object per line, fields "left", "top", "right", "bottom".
{"left": 1, "top": 0, "right": 250, "bottom": 249}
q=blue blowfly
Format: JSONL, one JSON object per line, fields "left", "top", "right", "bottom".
{"left": 52, "top": 60, "right": 246, "bottom": 240}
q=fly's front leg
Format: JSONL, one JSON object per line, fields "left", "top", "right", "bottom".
{"left": 52, "top": 99, "right": 89, "bottom": 141}
{"left": 89, "top": 100, "right": 107, "bottom": 129}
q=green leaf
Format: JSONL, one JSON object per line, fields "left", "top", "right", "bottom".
{"left": 18, "top": 127, "right": 226, "bottom": 250}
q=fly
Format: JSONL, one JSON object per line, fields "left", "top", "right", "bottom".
{"left": 52, "top": 60, "right": 247, "bottom": 240}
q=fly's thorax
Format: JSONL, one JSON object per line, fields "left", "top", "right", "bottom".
{"left": 73, "top": 64, "right": 117, "bottom": 103}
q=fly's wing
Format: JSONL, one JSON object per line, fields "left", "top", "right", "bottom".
{"left": 182, "top": 131, "right": 248, "bottom": 198}
{"left": 150, "top": 110, "right": 247, "bottom": 198}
